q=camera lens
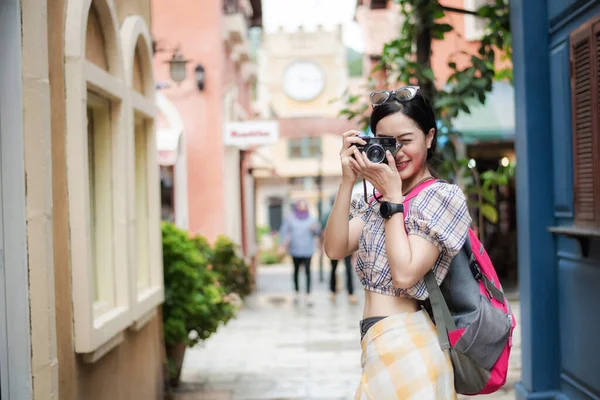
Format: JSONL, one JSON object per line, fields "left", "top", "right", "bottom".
{"left": 366, "top": 145, "right": 385, "bottom": 163}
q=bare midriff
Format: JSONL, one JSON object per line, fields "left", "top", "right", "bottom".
{"left": 363, "top": 289, "right": 419, "bottom": 318}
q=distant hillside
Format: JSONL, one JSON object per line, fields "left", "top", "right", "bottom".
{"left": 347, "top": 47, "right": 363, "bottom": 77}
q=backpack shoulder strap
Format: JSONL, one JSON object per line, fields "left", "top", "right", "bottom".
{"left": 403, "top": 178, "right": 443, "bottom": 206}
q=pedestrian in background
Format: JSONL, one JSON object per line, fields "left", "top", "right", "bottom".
{"left": 323, "top": 86, "right": 471, "bottom": 399}
{"left": 321, "top": 202, "right": 358, "bottom": 304}
{"left": 279, "top": 199, "right": 321, "bottom": 306}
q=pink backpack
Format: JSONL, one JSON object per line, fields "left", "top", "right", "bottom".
{"left": 404, "top": 179, "right": 516, "bottom": 395}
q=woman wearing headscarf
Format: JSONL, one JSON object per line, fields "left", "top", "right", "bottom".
{"left": 279, "top": 199, "right": 321, "bottom": 306}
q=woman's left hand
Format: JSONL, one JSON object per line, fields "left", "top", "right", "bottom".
{"left": 352, "top": 148, "right": 404, "bottom": 203}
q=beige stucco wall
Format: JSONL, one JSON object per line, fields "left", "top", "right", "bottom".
{"left": 48, "top": 0, "right": 76, "bottom": 398}
{"left": 115, "top": 0, "right": 151, "bottom": 28}
{"left": 251, "top": 133, "right": 343, "bottom": 178}
{"left": 45, "top": 0, "right": 164, "bottom": 399}
{"left": 75, "top": 318, "right": 164, "bottom": 400}
{"left": 22, "top": 0, "right": 59, "bottom": 397}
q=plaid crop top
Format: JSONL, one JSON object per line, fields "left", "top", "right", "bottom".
{"left": 349, "top": 181, "right": 472, "bottom": 300}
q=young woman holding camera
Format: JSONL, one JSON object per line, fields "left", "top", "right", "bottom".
{"left": 323, "top": 87, "right": 471, "bottom": 399}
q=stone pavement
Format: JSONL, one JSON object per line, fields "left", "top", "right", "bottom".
{"left": 172, "top": 263, "right": 521, "bottom": 400}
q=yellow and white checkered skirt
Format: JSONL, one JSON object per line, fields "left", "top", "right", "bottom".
{"left": 356, "top": 310, "right": 456, "bottom": 400}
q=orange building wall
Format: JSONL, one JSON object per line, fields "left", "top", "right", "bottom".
{"left": 361, "top": 0, "right": 509, "bottom": 89}
{"left": 431, "top": 0, "right": 511, "bottom": 87}
{"left": 152, "top": 0, "right": 226, "bottom": 240}
{"left": 430, "top": 0, "right": 482, "bottom": 86}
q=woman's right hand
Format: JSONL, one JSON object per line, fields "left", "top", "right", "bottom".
{"left": 340, "top": 130, "right": 366, "bottom": 183}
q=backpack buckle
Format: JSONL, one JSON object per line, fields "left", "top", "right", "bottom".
{"left": 469, "top": 257, "right": 482, "bottom": 280}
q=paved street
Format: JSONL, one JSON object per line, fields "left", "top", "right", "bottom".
{"left": 173, "top": 262, "right": 521, "bottom": 400}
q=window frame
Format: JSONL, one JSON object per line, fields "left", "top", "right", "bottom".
{"left": 86, "top": 92, "right": 118, "bottom": 317}
{"left": 288, "top": 137, "right": 322, "bottom": 159}
{"left": 120, "top": 16, "right": 163, "bottom": 325}
{"left": 65, "top": 0, "right": 162, "bottom": 356}
{"left": 65, "top": 54, "right": 130, "bottom": 354}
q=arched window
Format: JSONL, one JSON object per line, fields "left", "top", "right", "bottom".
{"left": 120, "top": 15, "right": 163, "bottom": 325}
{"left": 65, "top": 0, "right": 153, "bottom": 356}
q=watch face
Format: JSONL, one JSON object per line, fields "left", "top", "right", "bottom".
{"left": 282, "top": 61, "right": 325, "bottom": 102}
{"left": 380, "top": 202, "right": 391, "bottom": 218}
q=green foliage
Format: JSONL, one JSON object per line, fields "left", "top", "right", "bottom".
{"left": 191, "top": 234, "right": 213, "bottom": 261}
{"left": 347, "top": 47, "right": 364, "bottom": 77}
{"left": 259, "top": 249, "right": 282, "bottom": 265}
{"left": 462, "top": 163, "right": 515, "bottom": 241}
{"left": 435, "top": 0, "right": 512, "bottom": 127}
{"left": 335, "top": 0, "right": 512, "bottom": 134}
{"left": 208, "top": 235, "right": 252, "bottom": 298}
{"left": 256, "top": 225, "right": 272, "bottom": 244}
{"left": 162, "top": 222, "right": 235, "bottom": 347}
{"left": 256, "top": 231, "right": 286, "bottom": 265}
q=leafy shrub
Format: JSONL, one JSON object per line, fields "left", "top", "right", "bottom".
{"left": 207, "top": 235, "right": 252, "bottom": 298}
{"left": 192, "top": 234, "right": 213, "bottom": 261}
{"left": 256, "top": 225, "right": 271, "bottom": 245}
{"left": 259, "top": 248, "right": 281, "bottom": 265}
{"left": 162, "top": 222, "right": 235, "bottom": 347}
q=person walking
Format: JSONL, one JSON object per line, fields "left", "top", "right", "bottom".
{"left": 323, "top": 86, "right": 471, "bottom": 399}
{"left": 321, "top": 204, "right": 357, "bottom": 304}
{"left": 279, "top": 199, "right": 321, "bottom": 306}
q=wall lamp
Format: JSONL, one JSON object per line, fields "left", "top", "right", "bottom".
{"left": 154, "top": 40, "right": 205, "bottom": 91}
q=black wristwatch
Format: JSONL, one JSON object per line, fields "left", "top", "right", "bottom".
{"left": 379, "top": 201, "right": 404, "bottom": 219}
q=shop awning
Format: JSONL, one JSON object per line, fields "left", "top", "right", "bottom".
{"left": 156, "top": 92, "right": 184, "bottom": 166}
{"left": 452, "top": 81, "right": 515, "bottom": 144}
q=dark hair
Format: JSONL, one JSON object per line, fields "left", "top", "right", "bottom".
{"left": 370, "top": 91, "right": 438, "bottom": 166}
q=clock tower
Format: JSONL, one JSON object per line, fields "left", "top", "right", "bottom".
{"left": 251, "top": 25, "right": 357, "bottom": 236}
{"left": 257, "top": 25, "right": 349, "bottom": 118}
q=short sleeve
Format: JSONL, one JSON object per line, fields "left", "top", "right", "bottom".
{"left": 350, "top": 193, "right": 370, "bottom": 222}
{"left": 405, "top": 183, "right": 471, "bottom": 258}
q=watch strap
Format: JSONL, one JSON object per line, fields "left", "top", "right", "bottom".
{"left": 390, "top": 202, "right": 404, "bottom": 216}
{"left": 381, "top": 202, "right": 404, "bottom": 218}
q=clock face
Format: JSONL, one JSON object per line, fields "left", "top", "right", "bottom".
{"left": 282, "top": 61, "right": 325, "bottom": 102}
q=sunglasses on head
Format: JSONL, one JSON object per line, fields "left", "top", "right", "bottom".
{"left": 370, "top": 86, "right": 420, "bottom": 108}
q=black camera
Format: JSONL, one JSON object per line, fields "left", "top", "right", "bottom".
{"left": 355, "top": 136, "right": 397, "bottom": 164}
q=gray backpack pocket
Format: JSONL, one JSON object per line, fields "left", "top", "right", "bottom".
{"left": 453, "top": 295, "right": 511, "bottom": 370}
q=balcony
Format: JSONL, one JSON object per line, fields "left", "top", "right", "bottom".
{"left": 223, "top": 13, "right": 248, "bottom": 45}
{"left": 241, "top": 62, "right": 257, "bottom": 82}
{"left": 231, "top": 42, "right": 250, "bottom": 64}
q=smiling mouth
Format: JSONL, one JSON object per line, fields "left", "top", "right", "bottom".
{"left": 396, "top": 161, "right": 409, "bottom": 171}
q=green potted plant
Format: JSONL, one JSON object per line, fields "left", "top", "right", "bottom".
{"left": 201, "top": 235, "right": 252, "bottom": 299}
{"left": 161, "top": 222, "right": 235, "bottom": 388}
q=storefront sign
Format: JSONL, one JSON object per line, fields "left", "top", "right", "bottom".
{"left": 224, "top": 120, "right": 279, "bottom": 148}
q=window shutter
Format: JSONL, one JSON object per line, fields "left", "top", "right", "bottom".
{"left": 570, "top": 17, "right": 600, "bottom": 227}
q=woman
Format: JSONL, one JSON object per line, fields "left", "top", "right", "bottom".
{"left": 323, "top": 86, "right": 471, "bottom": 399}
{"left": 279, "top": 199, "right": 321, "bottom": 306}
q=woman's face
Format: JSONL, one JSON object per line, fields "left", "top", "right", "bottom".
{"left": 375, "top": 111, "right": 435, "bottom": 182}
{"left": 296, "top": 201, "right": 308, "bottom": 212}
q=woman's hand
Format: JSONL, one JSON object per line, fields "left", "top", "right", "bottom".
{"left": 339, "top": 130, "right": 367, "bottom": 184}
{"left": 353, "top": 148, "right": 404, "bottom": 203}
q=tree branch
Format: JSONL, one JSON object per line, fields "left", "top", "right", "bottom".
{"left": 440, "top": 5, "right": 478, "bottom": 16}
